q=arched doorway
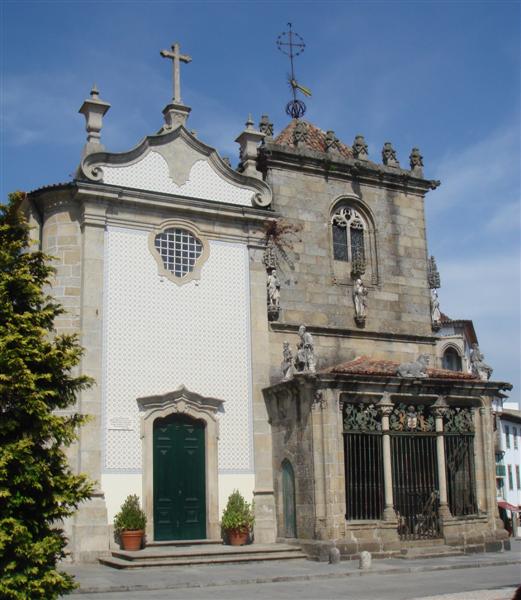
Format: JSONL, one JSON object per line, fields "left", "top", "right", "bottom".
{"left": 282, "top": 459, "right": 297, "bottom": 538}
{"left": 153, "top": 413, "right": 206, "bottom": 540}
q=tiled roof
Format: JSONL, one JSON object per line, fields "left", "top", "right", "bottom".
{"left": 273, "top": 119, "right": 353, "bottom": 158}
{"left": 323, "top": 355, "right": 477, "bottom": 380}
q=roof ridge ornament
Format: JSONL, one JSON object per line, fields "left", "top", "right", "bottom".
{"left": 159, "top": 41, "right": 192, "bottom": 130}
{"left": 277, "top": 23, "right": 311, "bottom": 119}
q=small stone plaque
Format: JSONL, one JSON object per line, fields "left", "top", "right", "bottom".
{"left": 108, "top": 416, "right": 134, "bottom": 431}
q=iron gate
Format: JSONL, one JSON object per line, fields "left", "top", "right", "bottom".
{"left": 389, "top": 404, "right": 441, "bottom": 541}
{"left": 343, "top": 403, "right": 384, "bottom": 520}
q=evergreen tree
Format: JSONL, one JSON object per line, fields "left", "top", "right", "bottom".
{"left": 0, "top": 192, "right": 93, "bottom": 599}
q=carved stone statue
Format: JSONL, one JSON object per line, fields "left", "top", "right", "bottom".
{"left": 409, "top": 147, "right": 424, "bottom": 177}
{"left": 353, "top": 278, "right": 368, "bottom": 325}
{"left": 294, "top": 325, "right": 316, "bottom": 373}
{"left": 470, "top": 343, "right": 493, "bottom": 381}
{"left": 325, "top": 130, "right": 339, "bottom": 154}
{"left": 259, "top": 114, "right": 274, "bottom": 139}
{"left": 397, "top": 354, "right": 429, "bottom": 378}
{"left": 267, "top": 269, "right": 281, "bottom": 311}
{"left": 430, "top": 288, "right": 441, "bottom": 330}
{"left": 382, "top": 142, "right": 399, "bottom": 167}
{"left": 427, "top": 255, "right": 441, "bottom": 289}
{"left": 293, "top": 121, "right": 308, "bottom": 147}
{"left": 352, "top": 135, "right": 368, "bottom": 160}
{"left": 281, "top": 341, "right": 294, "bottom": 380}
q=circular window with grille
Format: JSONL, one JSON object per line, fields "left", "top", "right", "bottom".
{"left": 150, "top": 223, "right": 208, "bottom": 284}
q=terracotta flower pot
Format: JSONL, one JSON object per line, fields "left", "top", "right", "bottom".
{"left": 227, "top": 528, "right": 249, "bottom": 546}
{"left": 120, "top": 529, "right": 144, "bottom": 551}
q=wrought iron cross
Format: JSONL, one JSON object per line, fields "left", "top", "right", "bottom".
{"left": 276, "top": 23, "right": 310, "bottom": 119}
{"left": 160, "top": 42, "right": 192, "bottom": 105}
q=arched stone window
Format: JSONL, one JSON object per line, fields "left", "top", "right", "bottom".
{"left": 331, "top": 206, "right": 365, "bottom": 264}
{"left": 442, "top": 347, "right": 462, "bottom": 371}
{"left": 329, "top": 198, "right": 379, "bottom": 285}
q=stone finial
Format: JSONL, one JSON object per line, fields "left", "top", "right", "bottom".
{"left": 427, "top": 256, "right": 441, "bottom": 289}
{"left": 78, "top": 85, "right": 111, "bottom": 158}
{"left": 359, "top": 551, "right": 372, "bottom": 570}
{"left": 329, "top": 547, "right": 341, "bottom": 564}
{"left": 352, "top": 135, "right": 368, "bottom": 160}
{"left": 222, "top": 157, "right": 232, "bottom": 168}
{"left": 325, "top": 130, "right": 339, "bottom": 154}
{"left": 397, "top": 354, "right": 429, "bottom": 378}
{"left": 293, "top": 121, "right": 308, "bottom": 148}
{"left": 382, "top": 142, "right": 399, "bottom": 167}
{"left": 294, "top": 325, "right": 316, "bottom": 373}
{"left": 235, "top": 115, "right": 265, "bottom": 179}
{"left": 409, "top": 147, "right": 424, "bottom": 177}
{"left": 259, "top": 114, "right": 274, "bottom": 140}
{"left": 470, "top": 344, "right": 493, "bottom": 381}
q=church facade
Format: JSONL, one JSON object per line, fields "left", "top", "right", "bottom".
{"left": 25, "top": 47, "right": 511, "bottom": 561}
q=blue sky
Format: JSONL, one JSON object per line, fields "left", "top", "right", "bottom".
{"left": 1, "top": 1, "right": 520, "bottom": 402}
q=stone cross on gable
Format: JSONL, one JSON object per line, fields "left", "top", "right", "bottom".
{"left": 160, "top": 42, "right": 192, "bottom": 105}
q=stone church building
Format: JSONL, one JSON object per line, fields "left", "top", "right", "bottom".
{"left": 25, "top": 44, "right": 511, "bottom": 562}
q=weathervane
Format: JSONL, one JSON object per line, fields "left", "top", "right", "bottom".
{"left": 276, "top": 23, "right": 312, "bottom": 119}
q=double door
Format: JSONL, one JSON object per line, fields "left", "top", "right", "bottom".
{"left": 153, "top": 414, "right": 206, "bottom": 541}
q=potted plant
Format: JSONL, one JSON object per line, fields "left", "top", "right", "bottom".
{"left": 113, "top": 494, "right": 147, "bottom": 551}
{"left": 221, "top": 489, "right": 254, "bottom": 546}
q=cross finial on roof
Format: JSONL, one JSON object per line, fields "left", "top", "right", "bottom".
{"left": 160, "top": 42, "right": 192, "bottom": 105}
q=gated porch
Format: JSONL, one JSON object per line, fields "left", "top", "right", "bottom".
{"left": 263, "top": 357, "right": 512, "bottom": 560}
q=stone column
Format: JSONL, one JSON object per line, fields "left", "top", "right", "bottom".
{"left": 377, "top": 398, "right": 396, "bottom": 521}
{"left": 432, "top": 398, "right": 451, "bottom": 520}
{"left": 479, "top": 404, "right": 499, "bottom": 523}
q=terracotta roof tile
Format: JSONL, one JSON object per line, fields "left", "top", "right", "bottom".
{"left": 273, "top": 119, "right": 353, "bottom": 158}
{"left": 323, "top": 355, "right": 477, "bottom": 380}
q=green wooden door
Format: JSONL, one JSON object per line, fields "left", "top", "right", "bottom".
{"left": 153, "top": 414, "right": 206, "bottom": 541}
{"left": 282, "top": 460, "right": 297, "bottom": 538}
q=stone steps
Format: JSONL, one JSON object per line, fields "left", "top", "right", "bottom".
{"left": 100, "top": 543, "right": 307, "bottom": 569}
{"left": 397, "top": 544, "right": 464, "bottom": 559}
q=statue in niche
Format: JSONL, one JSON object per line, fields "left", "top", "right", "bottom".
{"left": 430, "top": 289, "right": 441, "bottom": 330}
{"left": 281, "top": 341, "right": 294, "bottom": 380}
{"left": 352, "top": 134, "right": 368, "bottom": 160}
{"left": 294, "top": 325, "right": 316, "bottom": 373}
{"left": 267, "top": 269, "right": 281, "bottom": 311}
{"left": 470, "top": 343, "right": 493, "bottom": 381}
{"left": 382, "top": 142, "right": 399, "bottom": 167}
{"left": 397, "top": 354, "right": 430, "bottom": 378}
{"left": 353, "top": 278, "right": 368, "bottom": 325}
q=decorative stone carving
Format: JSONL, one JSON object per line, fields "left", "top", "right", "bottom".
{"left": 470, "top": 344, "right": 493, "bottom": 381}
{"left": 293, "top": 121, "right": 308, "bottom": 147}
{"left": 281, "top": 341, "right": 294, "bottom": 380}
{"left": 294, "top": 325, "right": 316, "bottom": 373}
{"left": 263, "top": 238, "right": 277, "bottom": 271}
{"left": 352, "top": 135, "right": 368, "bottom": 160}
{"left": 427, "top": 255, "right": 441, "bottom": 289}
{"left": 389, "top": 403, "right": 435, "bottom": 432}
{"left": 312, "top": 390, "right": 326, "bottom": 410}
{"left": 444, "top": 407, "right": 475, "bottom": 433}
{"left": 325, "top": 130, "right": 339, "bottom": 154}
{"left": 409, "top": 147, "right": 424, "bottom": 177}
{"left": 382, "top": 142, "right": 399, "bottom": 167}
{"left": 222, "top": 156, "right": 232, "bottom": 168}
{"left": 430, "top": 288, "right": 441, "bottom": 331}
{"left": 259, "top": 114, "right": 274, "bottom": 140}
{"left": 343, "top": 403, "right": 380, "bottom": 432}
{"left": 353, "top": 278, "right": 368, "bottom": 326}
{"left": 267, "top": 269, "right": 281, "bottom": 320}
{"left": 396, "top": 354, "right": 429, "bottom": 378}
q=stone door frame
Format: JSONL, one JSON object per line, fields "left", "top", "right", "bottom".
{"left": 137, "top": 385, "right": 224, "bottom": 542}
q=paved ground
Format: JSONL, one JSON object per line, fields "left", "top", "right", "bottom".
{"left": 63, "top": 540, "right": 521, "bottom": 600}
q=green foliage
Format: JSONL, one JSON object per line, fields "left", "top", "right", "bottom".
{"left": 113, "top": 495, "right": 146, "bottom": 532}
{"left": 0, "top": 192, "right": 94, "bottom": 599}
{"left": 220, "top": 489, "right": 254, "bottom": 533}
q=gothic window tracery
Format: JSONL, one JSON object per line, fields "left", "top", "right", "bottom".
{"left": 331, "top": 207, "right": 366, "bottom": 263}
